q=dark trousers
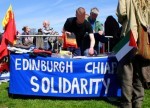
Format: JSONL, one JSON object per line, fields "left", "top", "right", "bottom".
{"left": 117, "top": 49, "right": 144, "bottom": 108}
{"left": 67, "top": 47, "right": 81, "bottom": 56}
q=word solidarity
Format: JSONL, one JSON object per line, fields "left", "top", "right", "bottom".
{"left": 9, "top": 54, "right": 121, "bottom": 97}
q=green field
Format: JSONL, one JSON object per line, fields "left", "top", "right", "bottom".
{"left": 0, "top": 82, "right": 150, "bottom": 108}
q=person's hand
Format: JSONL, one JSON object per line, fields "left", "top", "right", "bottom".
{"left": 65, "top": 31, "right": 71, "bottom": 36}
{"left": 98, "top": 31, "right": 104, "bottom": 35}
{"left": 88, "top": 47, "right": 94, "bottom": 56}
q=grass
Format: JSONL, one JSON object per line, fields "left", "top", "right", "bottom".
{"left": 0, "top": 82, "right": 150, "bottom": 108}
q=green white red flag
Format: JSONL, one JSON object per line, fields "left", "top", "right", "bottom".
{"left": 113, "top": 30, "right": 137, "bottom": 61}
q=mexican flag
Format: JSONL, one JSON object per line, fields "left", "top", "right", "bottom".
{"left": 112, "top": 30, "right": 137, "bottom": 61}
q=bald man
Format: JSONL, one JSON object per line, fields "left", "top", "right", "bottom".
{"left": 63, "top": 7, "right": 95, "bottom": 56}
{"left": 42, "top": 20, "right": 56, "bottom": 50}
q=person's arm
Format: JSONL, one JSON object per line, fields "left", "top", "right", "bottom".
{"left": 61, "top": 27, "right": 72, "bottom": 48}
{"left": 62, "top": 28, "right": 71, "bottom": 37}
{"left": 89, "top": 33, "right": 95, "bottom": 55}
{"left": 63, "top": 18, "right": 73, "bottom": 36}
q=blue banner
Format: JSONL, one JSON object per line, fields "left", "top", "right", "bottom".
{"left": 9, "top": 53, "right": 121, "bottom": 97}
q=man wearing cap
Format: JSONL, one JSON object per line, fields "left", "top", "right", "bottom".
{"left": 86, "top": 7, "right": 108, "bottom": 53}
{"left": 87, "top": 7, "right": 103, "bottom": 34}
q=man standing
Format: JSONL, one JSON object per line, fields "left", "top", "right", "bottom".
{"left": 42, "top": 20, "right": 56, "bottom": 50}
{"left": 63, "top": 7, "right": 95, "bottom": 56}
{"left": 116, "top": 0, "right": 150, "bottom": 108}
{"left": 87, "top": 7, "right": 103, "bottom": 35}
{"left": 86, "top": 7, "right": 108, "bottom": 53}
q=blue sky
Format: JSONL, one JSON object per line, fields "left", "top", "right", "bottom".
{"left": 0, "top": 0, "right": 118, "bottom": 34}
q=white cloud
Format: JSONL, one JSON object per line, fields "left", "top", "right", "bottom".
{"left": 15, "top": 5, "right": 43, "bottom": 16}
{"left": 52, "top": 0, "right": 64, "bottom": 7}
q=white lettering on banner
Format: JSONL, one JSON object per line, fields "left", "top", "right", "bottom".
{"left": 85, "top": 62, "right": 117, "bottom": 74}
{"left": 41, "top": 60, "right": 47, "bottom": 71}
{"left": 32, "top": 60, "right": 40, "bottom": 71}
{"left": 23, "top": 59, "right": 29, "bottom": 70}
{"left": 42, "top": 77, "right": 50, "bottom": 93}
{"left": 80, "top": 78, "right": 88, "bottom": 94}
{"left": 63, "top": 78, "right": 71, "bottom": 93}
{"left": 103, "top": 78, "right": 110, "bottom": 94}
{"left": 59, "top": 77, "right": 62, "bottom": 93}
{"left": 15, "top": 58, "right": 117, "bottom": 75}
{"left": 15, "top": 58, "right": 21, "bottom": 70}
{"left": 89, "top": 79, "right": 102, "bottom": 94}
{"left": 71, "top": 78, "right": 80, "bottom": 94}
{"left": 30, "top": 76, "right": 110, "bottom": 95}
{"left": 30, "top": 76, "right": 39, "bottom": 92}
{"left": 51, "top": 77, "right": 58, "bottom": 93}
{"left": 15, "top": 59, "right": 73, "bottom": 73}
